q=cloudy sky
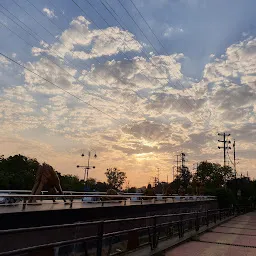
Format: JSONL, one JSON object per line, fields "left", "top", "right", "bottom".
{"left": 0, "top": 0, "right": 255, "bottom": 187}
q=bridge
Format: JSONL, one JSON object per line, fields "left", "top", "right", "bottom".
{"left": 1, "top": 191, "right": 252, "bottom": 256}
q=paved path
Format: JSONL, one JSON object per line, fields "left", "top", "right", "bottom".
{"left": 165, "top": 211, "right": 256, "bottom": 256}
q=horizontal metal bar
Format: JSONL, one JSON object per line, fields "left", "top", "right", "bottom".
{"left": 0, "top": 208, "right": 233, "bottom": 235}
{"left": 103, "top": 225, "right": 154, "bottom": 238}
{"left": 0, "top": 193, "right": 216, "bottom": 199}
{"left": 0, "top": 235, "right": 99, "bottom": 256}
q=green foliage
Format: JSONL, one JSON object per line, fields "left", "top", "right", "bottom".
{"left": 0, "top": 154, "right": 39, "bottom": 190}
{"left": 215, "top": 188, "right": 236, "bottom": 208}
{"left": 177, "top": 166, "right": 192, "bottom": 189}
{"left": 60, "top": 175, "right": 84, "bottom": 191}
{"left": 194, "top": 161, "right": 234, "bottom": 189}
{"left": 127, "top": 187, "right": 137, "bottom": 193}
{"left": 105, "top": 168, "right": 127, "bottom": 190}
{"left": 0, "top": 155, "right": 85, "bottom": 191}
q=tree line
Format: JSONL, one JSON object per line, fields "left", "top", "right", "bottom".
{"left": 1, "top": 154, "right": 256, "bottom": 208}
{"left": 0, "top": 155, "right": 126, "bottom": 192}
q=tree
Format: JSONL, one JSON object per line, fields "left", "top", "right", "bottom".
{"left": 194, "top": 161, "right": 234, "bottom": 190}
{"left": 60, "top": 175, "right": 84, "bottom": 191}
{"left": 0, "top": 154, "right": 86, "bottom": 192}
{"left": 178, "top": 166, "right": 192, "bottom": 189}
{"left": 95, "top": 182, "right": 109, "bottom": 192}
{"left": 105, "top": 168, "right": 127, "bottom": 190}
{"left": 0, "top": 154, "right": 39, "bottom": 190}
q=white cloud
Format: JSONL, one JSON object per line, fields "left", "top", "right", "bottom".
{"left": 42, "top": 8, "right": 57, "bottom": 19}
{"left": 1, "top": 10, "right": 256, "bottom": 185}
{"left": 164, "top": 26, "right": 184, "bottom": 37}
{"left": 0, "top": 55, "right": 10, "bottom": 66}
{"left": 32, "top": 16, "right": 142, "bottom": 60}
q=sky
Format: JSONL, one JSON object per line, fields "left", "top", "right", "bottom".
{"left": 0, "top": 0, "right": 256, "bottom": 187}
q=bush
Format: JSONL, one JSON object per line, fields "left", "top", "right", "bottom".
{"left": 216, "top": 188, "right": 236, "bottom": 208}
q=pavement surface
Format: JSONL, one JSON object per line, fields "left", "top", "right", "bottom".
{"left": 165, "top": 211, "right": 256, "bottom": 256}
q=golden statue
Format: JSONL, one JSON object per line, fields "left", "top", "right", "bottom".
{"left": 28, "top": 163, "right": 66, "bottom": 204}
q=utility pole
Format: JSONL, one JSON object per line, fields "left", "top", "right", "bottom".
{"left": 175, "top": 154, "right": 180, "bottom": 176}
{"left": 157, "top": 168, "right": 160, "bottom": 184}
{"left": 233, "top": 140, "right": 237, "bottom": 199}
{"left": 218, "top": 133, "right": 231, "bottom": 166}
{"left": 172, "top": 166, "right": 176, "bottom": 181}
{"left": 181, "top": 153, "right": 186, "bottom": 168}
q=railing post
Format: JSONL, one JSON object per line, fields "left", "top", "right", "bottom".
{"left": 206, "top": 210, "right": 209, "bottom": 226}
{"left": 195, "top": 211, "right": 199, "bottom": 231}
{"left": 69, "top": 198, "right": 73, "bottom": 208}
{"left": 179, "top": 215, "right": 184, "bottom": 238}
{"left": 152, "top": 216, "right": 158, "bottom": 249}
{"left": 97, "top": 221, "right": 104, "bottom": 256}
{"left": 22, "top": 197, "right": 27, "bottom": 210}
{"left": 214, "top": 211, "right": 217, "bottom": 224}
{"left": 219, "top": 209, "right": 222, "bottom": 221}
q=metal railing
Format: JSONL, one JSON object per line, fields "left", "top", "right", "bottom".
{"left": 0, "top": 206, "right": 251, "bottom": 256}
{"left": 0, "top": 192, "right": 216, "bottom": 210}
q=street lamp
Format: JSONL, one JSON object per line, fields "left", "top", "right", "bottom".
{"left": 77, "top": 152, "right": 97, "bottom": 181}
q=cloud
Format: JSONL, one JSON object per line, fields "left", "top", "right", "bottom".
{"left": 42, "top": 8, "right": 57, "bottom": 19}
{"left": 0, "top": 55, "right": 10, "bottom": 66}
{"left": 164, "top": 26, "right": 184, "bottom": 37}
{"left": 1, "top": 9, "right": 256, "bottom": 185}
{"left": 32, "top": 16, "right": 142, "bottom": 60}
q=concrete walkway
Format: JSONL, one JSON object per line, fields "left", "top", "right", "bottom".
{"left": 165, "top": 211, "right": 256, "bottom": 256}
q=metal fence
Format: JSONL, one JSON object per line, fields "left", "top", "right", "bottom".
{"left": 0, "top": 206, "right": 251, "bottom": 256}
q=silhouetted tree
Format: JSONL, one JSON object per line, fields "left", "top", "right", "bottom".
{"left": 193, "top": 161, "right": 233, "bottom": 190}
{"left": 105, "top": 168, "right": 127, "bottom": 190}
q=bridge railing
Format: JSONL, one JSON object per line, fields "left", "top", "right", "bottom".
{"left": 0, "top": 193, "right": 216, "bottom": 210}
{"left": 0, "top": 206, "right": 250, "bottom": 256}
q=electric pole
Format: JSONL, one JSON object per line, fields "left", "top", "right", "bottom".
{"left": 233, "top": 139, "right": 238, "bottom": 199}
{"left": 175, "top": 154, "right": 180, "bottom": 176}
{"left": 218, "top": 133, "right": 231, "bottom": 166}
{"left": 172, "top": 166, "right": 176, "bottom": 181}
{"left": 181, "top": 153, "right": 186, "bottom": 168}
{"left": 233, "top": 140, "right": 236, "bottom": 178}
{"left": 157, "top": 168, "right": 160, "bottom": 184}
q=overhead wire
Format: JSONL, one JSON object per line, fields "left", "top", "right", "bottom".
{"left": 23, "top": 0, "right": 150, "bottom": 119}
{"left": 2, "top": 1, "right": 221, "bottom": 156}
{"left": 6, "top": 1, "right": 146, "bottom": 120}
{"left": 0, "top": 52, "right": 124, "bottom": 125}
{"left": 72, "top": 0, "right": 193, "bottom": 120}
{"left": 96, "top": 0, "right": 198, "bottom": 111}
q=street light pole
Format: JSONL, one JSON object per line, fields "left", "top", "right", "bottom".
{"left": 77, "top": 151, "right": 97, "bottom": 182}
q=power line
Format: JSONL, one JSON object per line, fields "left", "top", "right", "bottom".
{"left": 5, "top": 1, "right": 146, "bottom": 119}
{"left": 73, "top": 0, "right": 191, "bottom": 111}
{"left": 0, "top": 52, "right": 124, "bottom": 124}
{"left": 0, "top": 13, "right": 114, "bottom": 110}
{"left": 117, "top": 0, "right": 160, "bottom": 55}
{"left": 5, "top": 1, "right": 220, "bottom": 152}
{"left": 23, "top": 0, "right": 152, "bottom": 118}
{"left": 129, "top": 0, "right": 169, "bottom": 54}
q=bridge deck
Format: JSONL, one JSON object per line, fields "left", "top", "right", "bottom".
{"left": 165, "top": 211, "right": 256, "bottom": 256}
{"left": 0, "top": 198, "right": 210, "bottom": 214}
